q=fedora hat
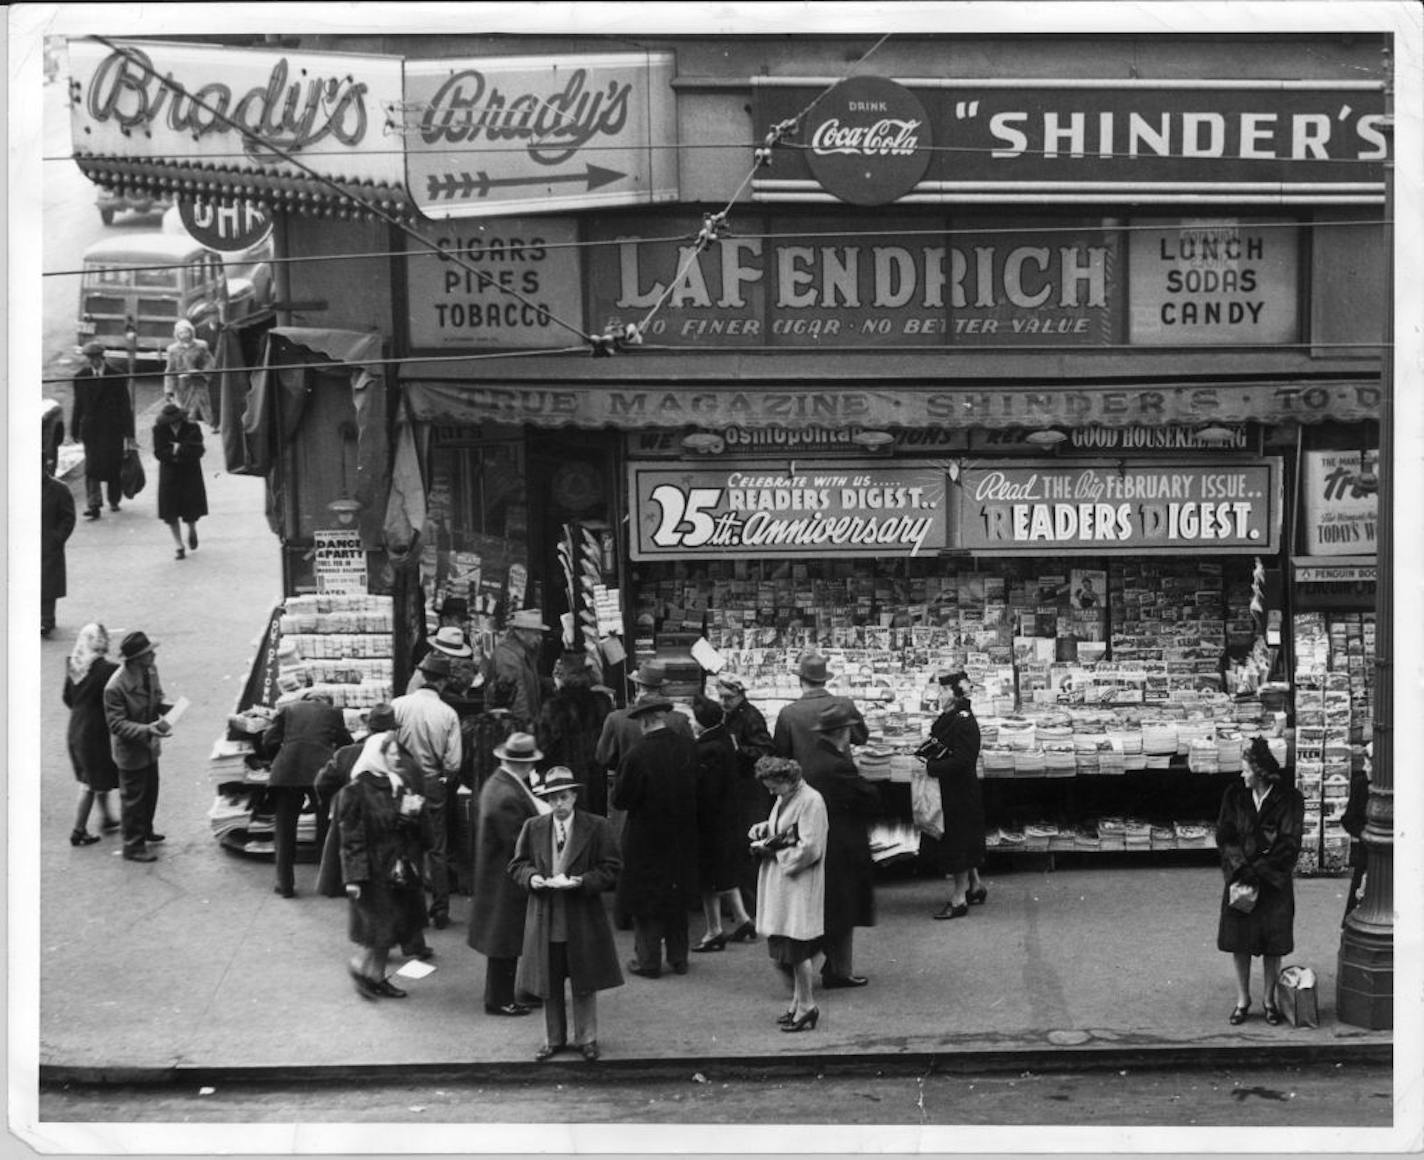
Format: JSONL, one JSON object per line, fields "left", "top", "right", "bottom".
{"left": 493, "top": 731, "right": 542, "bottom": 763}
{"left": 158, "top": 401, "right": 187, "bottom": 424}
{"left": 532, "top": 766, "right": 582, "bottom": 797}
{"left": 508, "top": 609, "right": 550, "bottom": 632}
{"left": 937, "top": 668, "right": 970, "bottom": 688}
{"left": 418, "top": 652, "right": 454, "bottom": 679}
{"left": 81, "top": 340, "right": 106, "bottom": 358}
{"left": 627, "top": 695, "right": 673, "bottom": 719}
{"left": 118, "top": 631, "right": 157, "bottom": 661}
{"left": 716, "top": 674, "right": 747, "bottom": 694}
{"left": 430, "top": 626, "right": 473, "bottom": 658}
{"left": 438, "top": 595, "right": 469, "bottom": 618}
{"left": 628, "top": 660, "right": 668, "bottom": 688}
{"left": 796, "top": 654, "right": 830, "bottom": 683}
{"left": 813, "top": 701, "right": 861, "bottom": 732}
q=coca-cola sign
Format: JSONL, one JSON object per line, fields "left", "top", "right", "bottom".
{"left": 804, "top": 76, "right": 932, "bottom": 206}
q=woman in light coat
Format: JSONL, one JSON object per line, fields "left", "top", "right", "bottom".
{"left": 750, "top": 755, "right": 827, "bottom": 1033}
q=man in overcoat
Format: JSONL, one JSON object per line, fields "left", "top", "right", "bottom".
{"left": 468, "top": 731, "right": 547, "bottom": 1015}
{"left": 70, "top": 341, "right": 134, "bottom": 519}
{"left": 772, "top": 654, "right": 868, "bottom": 766}
{"left": 103, "top": 631, "right": 171, "bottom": 862}
{"left": 611, "top": 696, "right": 700, "bottom": 978}
{"left": 41, "top": 463, "right": 76, "bottom": 637}
{"left": 799, "top": 702, "right": 880, "bottom": 989}
{"left": 716, "top": 674, "right": 774, "bottom": 915}
{"left": 485, "top": 608, "right": 552, "bottom": 731}
{"left": 509, "top": 767, "right": 623, "bottom": 1061}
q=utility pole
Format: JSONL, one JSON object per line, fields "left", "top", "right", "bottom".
{"left": 1337, "top": 38, "right": 1394, "bottom": 1031}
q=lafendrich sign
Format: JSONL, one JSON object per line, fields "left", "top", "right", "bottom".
{"left": 949, "top": 459, "right": 1282, "bottom": 555}
{"left": 68, "top": 40, "right": 405, "bottom": 186}
{"left": 586, "top": 213, "right": 1117, "bottom": 348}
{"left": 404, "top": 53, "right": 678, "bottom": 219}
{"left": 629, "top": 462, "right": 947, "bottom": 560}
{"left": 754, "top": 79, "right": 1386, "bottom": 203}
{"left": 404, "top": 216, "right": 583, "bottom": 350}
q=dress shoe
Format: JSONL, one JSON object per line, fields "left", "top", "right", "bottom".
{"left": 579, "top": 1042, "right": 600, "bottom": 1062}
{"left": 348, "top": 965, "right": 379, "bottom": 1001}
{"left": 175, "top": 548, "right": 185, "bottom": 560}
{"left": 691, "top": 933, "right": 728, "bottom": 953}
{"left": 109, "top": 503, "right": 121, "bottom": 512}
{"left": 626, "top": 959, "right": 661, "bottom": 979}
{"left": 187, "top": 527, "right": 199, "bottom": 550}
{"left": 274, "top": 885, "right": 296, "bottom": 899}
{"left": 1263, "top": 1004, "right": 1284, "bottom": 1026}
{"left": 432, "top": 914, "right": 450, "bottom": 930}
{"left": 84, "top": 509, "right": 101, "bottom": 521}
{"left": 484, "top": 1002, "right": 532, "bottom": 1017}
{"left": 69, "top": 830, "right": 101, "bottom": 847}
{"left": 670, "top": 961, "right": 689, "bottom": 975}
{"left": 966, "top": 886, "right": 988, "bottom": 906}
{"left": 934, "top": 902, "right": 969, "bottom": 920}
{"left": 776, "top": 1009, "right": 797, "bottom": 1026}
{"left": 123, "top": 850, "right": 157, "bottom": 862}
{"left": 1229, "top": 1002, "right": 1251, "bottom": 1025}
{"left": 145, "top": 833, "right": 166, "bottom": 843}
{"left": 407, "top": 946, "right": 436, "bottom": 962}
{"left": 822, "top": 973, "right": 869, "bottom": 989}
{"left": 727, "top": 920, "right": 758, "bottom": 943}
{"left": 781, "top": 1007, "right": 820, "bottom": 1033}
{"left": 534, "top": 1043, "right": 565, "bottom": 1062}
{"left": 374, "top": 979, "right": 408, "bottom": 999}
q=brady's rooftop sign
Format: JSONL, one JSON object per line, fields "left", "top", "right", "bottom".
{"left": 404, "top": 52, "right": 678, "bottom": 219}
{"left": 755, "top": 77, "right": 1387, "bottom": 205}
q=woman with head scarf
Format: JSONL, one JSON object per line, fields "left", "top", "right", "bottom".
{"left": 152, "top": 401, "right": 207, "bottom": 560}
{"left": 337, "top": 731, "right": 429, "bottom": 999}
{"left": 1216, "top": 736, "right": 1306, "bottom": 1026}
{"left": 62, "top": 623, "right": 121, "bottom": 845}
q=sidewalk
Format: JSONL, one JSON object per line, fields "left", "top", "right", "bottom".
{"left": 35, "top": 432, "right": 1391, "bottom": 1085}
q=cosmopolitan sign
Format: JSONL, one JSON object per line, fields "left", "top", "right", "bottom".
{"left": 949, "top": 459, "right": 1282, "bottom": 555}
{"left": 629, "top": 462, "right": 947, "bottom": 561}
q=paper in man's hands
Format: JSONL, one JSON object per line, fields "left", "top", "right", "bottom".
{"left": 162, "top": 697, "right": 191, "bottom": 727}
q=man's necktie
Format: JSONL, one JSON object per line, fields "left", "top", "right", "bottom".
{"left": 555, "top": 820, "right": 566, "bottom": 852}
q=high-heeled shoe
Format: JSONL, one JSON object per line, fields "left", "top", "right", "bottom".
{"left": 776, "top": 1009, "right": 797, "bottom": 1026}
{"left": 966, "top": 886, "right": 988, "bottom": 906}
{"left": 934, "top": 901, "right": 969, "bottom": 920}
{"left": 1263, "top": 1004, "right": 1283, "bottom": 1026}
{"left": 781, "top": 1007, "right": 820, "bottom": 1033}
{"left": 69, "top": 830, "right": 101, "bottom": 847}
{"left": 1229, "top": 1001, "right": 1251, "bottom": 1025}
{"left": 727, "top": 920, "right": 758, "bottom": 943}
{"left": 691, "top": 932, "right": 728, "bottom": 953}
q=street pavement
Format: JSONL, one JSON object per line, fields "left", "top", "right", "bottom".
{"left": 33, "top": 421, "right": 1390, "bottom": 1085}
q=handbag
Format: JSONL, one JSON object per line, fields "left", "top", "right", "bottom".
{"left": 119, "top": 446, "right": 146, "bottom": 499}
{"left": 910, "top": 767, "right": 945, "bottom": 840}
{"left": 1228, "top": 880, "right": 1259, "bottom": 913}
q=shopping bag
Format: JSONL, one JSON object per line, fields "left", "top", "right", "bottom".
{"left": 1276, "top": 964, "right": 1319, "bottom": 1028}
{"left": 910, "top": 767, "right": 944, "bottom": 840}
{"left": 119, "top": 446, "right": 146, "bottom": 499}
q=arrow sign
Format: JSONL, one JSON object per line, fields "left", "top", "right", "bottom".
{"left": 426, "top": 164, "right": 625, "bottom": 202}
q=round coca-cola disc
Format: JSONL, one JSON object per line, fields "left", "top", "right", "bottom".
{"left": 803, "top": 76, "right": 932, "bottom": 206}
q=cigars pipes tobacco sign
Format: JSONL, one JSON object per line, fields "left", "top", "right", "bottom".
{"left": 949, "top": 459, "right": 1282, "bottom": 556}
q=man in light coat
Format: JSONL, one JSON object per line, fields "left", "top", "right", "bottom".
{"left": 103, "top": 631, "right": 171, "bottom": 862}
{"left": 772, "top": 653, "right": 868, "bottom": 766}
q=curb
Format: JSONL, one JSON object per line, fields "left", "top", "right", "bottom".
{"left": 38, "top": 1039, "right": 1392, "bottom": 1089}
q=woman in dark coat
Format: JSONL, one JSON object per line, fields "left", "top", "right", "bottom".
{"left": 799, "top": 702, "right": 879, "bottom": 988}
{"left": 41, "top": 467, "right": 76, "bottom": 636}
{"left": 689, "top": 694, "right": 756, "bottom": 952}
{"left": 152, "top": 401, "right": 207, "bottom": 560}
{"left": 337, "top": 732, "right": 429, "bottom": 999}
{"left": 1217, "top": 736, "right": 1306, "bottom": 1026}
{"left": 62, "top": 622, "right": 121, "bottom": 845}
{"left": 535, "top": 653, "right": 615, "bottom": 815}
{"left": 925, "top": 669, "right": 987, "bottom": 920}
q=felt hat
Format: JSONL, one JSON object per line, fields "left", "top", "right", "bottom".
{"left": 796, "top": 653, "right": 830, "bottom": 683}
{"left": 532, "top": 766, "right": 582, "bottom": 797}
{"left": 627, "top": 695, "right": 674, "bottom": 719}
{"left": 81, "top": 340, "right": 106, "bottom": 358}
{"left": 493, "top": 732, "right": 542, "bottom": 762}
{"left": 438, "top": 596, "right": 469, "bottom": 618}
{"left": 813, "top": 701, "right": 861, "bottom": 732}
{"left": 508, "top": 609, "right": 550, "bottom": 632}
{"left": 937, "top": 668, "right": 970, "bottom": 688}
{"left": 118, "top": 631, "right": 157, "bottom": 660}
{"left": 158, "top": 401, "right": 187, "bottom": 424}
{"left": 418, "top": 652, "right": 453, "bottom": 679}
{"left": 365, "top": 702, "right": 397, "bottom": 733}
{"left": 628, "top": 660, "right": 669, "bottom": 688}
{"left": 430, "top": 626, "right": 473, "bottom": 658}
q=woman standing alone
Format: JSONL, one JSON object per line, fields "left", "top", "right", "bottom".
{"left": 926, "top": 669, "right": 987, "bottom": 920}
{"left": 62, "top": 623, "right": 121, "bottom": 845}
{"left": 152, "top": 402, "right": 207, "bottom": 560}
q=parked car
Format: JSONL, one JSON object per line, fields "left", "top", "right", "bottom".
{"left": 76, "top": 233, "right": 256, "bottom": 361}
{"left": 96, "top": 187, "right": 174, "bottom": 226}
{"left": 161, "top": 206, "right": 275, "bottom": 309}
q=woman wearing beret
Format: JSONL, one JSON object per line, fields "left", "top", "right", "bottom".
{"left": 1216, "top": 736, "right": 1306, "bottom": 1026}
{"left": 152, "top": 401, "right": 207, "bottom": 560}
{"left": 926, "top": 670, "right": 987, "bottom": 920}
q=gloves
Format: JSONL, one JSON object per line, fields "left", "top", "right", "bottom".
{"left": 1236, "top": 867, "right": 1259, "bottom": 887}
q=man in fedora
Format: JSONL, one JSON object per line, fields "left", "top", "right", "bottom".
{"left": 409, "top": 597, "right": 479, "bottom": 698}
{"left": 486, "top": 608, "right": 552, "bottom": 731}
{"left": 593, "top": 660, "right": 692, "bottom": 779}
{"left": 103, "top": 631, "right": 172, "bottom": 862}
{"left": 393, "top": 652, "right": 463, "bottom": 928}
{"left": 70, "top": 340, "right": 134, "bottom": 520}
{"left": 611, "top": 696, "right": 700, "bottom": 979}
{"left": 715, "top": 673, "right": 775, "bottom": 918}
{"left": 469, "top": 731, "right": 547, "bottom": 1016}
{"left": 773, "top": 653, "right": 868, "bottom": 767}
{"left": 509, "top": 767, "right": 623, "bottom": 1062}
{"left": 801, "top": 702, "right": 881, "bottom": 989}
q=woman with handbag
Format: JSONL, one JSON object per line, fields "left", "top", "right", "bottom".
{"left": 152, "top": 402, "right": 207, "bottom": 560}
{"left": 925, "top": 669, "right": 987, "bottom": 920}
{"left": 1216, "top": 736, "right": 1306, "bottom": 1026}
{"left": 337, "top": 731, "right": 428, "bottom": 1000}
